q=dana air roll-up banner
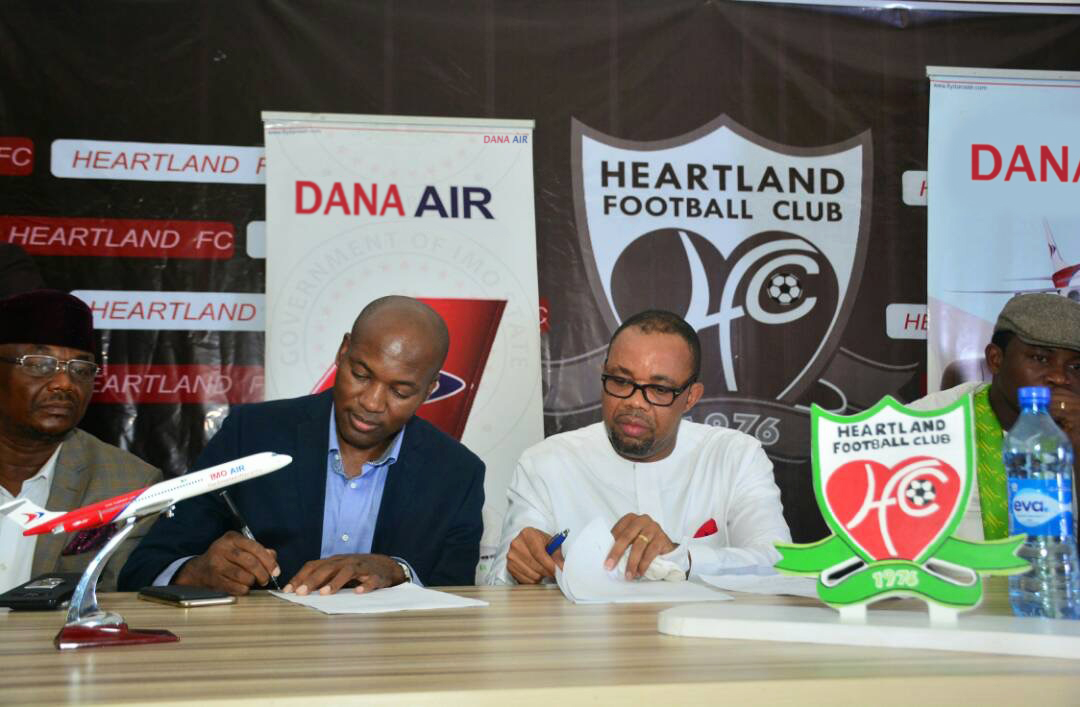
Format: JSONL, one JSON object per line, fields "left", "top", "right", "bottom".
{"left": 262, "top": 112, "right": 542, "bottom": 577}
{"left": 927, "top": 68, "right": 1080, "bottom": 391}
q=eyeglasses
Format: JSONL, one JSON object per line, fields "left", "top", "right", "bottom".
{"left": 601, "top": 373, "right": 694, "bottom": 407}
{"left": 0, "top": 355, "right": 99, "bottom": 382}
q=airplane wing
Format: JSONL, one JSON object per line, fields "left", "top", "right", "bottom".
{"left": 130, "top": 498, "right": 176, "bottom": 518}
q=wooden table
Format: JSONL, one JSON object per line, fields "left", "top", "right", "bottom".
{"left": 3, "top": 581, "right": 1078, "bottom": 705}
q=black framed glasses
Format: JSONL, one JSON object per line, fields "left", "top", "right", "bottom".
{"left": 601, "top": 373, "right": 694, "bottom": 407}
{"left": 0, "top": 355, "right": 99, "bottom": 382}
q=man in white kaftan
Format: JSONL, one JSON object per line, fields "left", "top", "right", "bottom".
{"left": 486, "top": 309, "right": 791, "bottom": 585}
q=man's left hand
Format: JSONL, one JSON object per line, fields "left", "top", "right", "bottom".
{"left": 282, "top": 553, "right": 407, "bottom": 595}
{"left": 605, "top": 513, "right": 677, "bottom": 580}
{"left": 1050, "top": 388, "right": 1080, "bottom": 452}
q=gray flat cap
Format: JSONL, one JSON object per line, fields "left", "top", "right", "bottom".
{"left": 994, "top": 293, "right": 1080, "bottom": 352}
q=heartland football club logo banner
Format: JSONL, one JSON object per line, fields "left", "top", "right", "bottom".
{"left": 927, "top": 67, "right": 1080, "bottom": 392}
{"left": 262, "top": 112, "right": 544, "bottom": 566}
{"left": 571, "top": 116, "right": 871, "bottom": 460}
{"left": 776, "top": 396, "right": 1026, "bottom": 609}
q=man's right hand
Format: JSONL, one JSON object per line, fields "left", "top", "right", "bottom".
{"left": 173, "top": 530, "right": 280, "bottom": 595}
{"left": 506, "top": 526, "right": 563, "bottom": 584}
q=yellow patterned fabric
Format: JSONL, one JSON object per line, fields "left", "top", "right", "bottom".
{"left": 972, "top": 385, "right": 1009, "bottom": 540}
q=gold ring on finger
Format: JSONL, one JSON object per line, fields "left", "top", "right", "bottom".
{"left": 636, "top": 534, "right": 651, "bottom": 544}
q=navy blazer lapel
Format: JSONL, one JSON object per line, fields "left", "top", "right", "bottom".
{"left": 372, "top": 416, "right": 423, "bottom": 548}
{"left": 292, "top": 391, "right": 332, "bottom": 561}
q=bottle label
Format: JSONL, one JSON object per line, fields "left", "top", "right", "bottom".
{"left": 1008, "top": 478, "right": 1074, "bottom": 537}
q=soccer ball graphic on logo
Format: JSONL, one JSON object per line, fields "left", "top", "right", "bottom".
{"left": 904, "top": 478, "right": 937, "bottom": 507}
{"left": 766, "top": 272, "right": 802, "bottom": 305}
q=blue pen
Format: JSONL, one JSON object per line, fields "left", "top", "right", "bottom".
{"left": 545, "top": 529, "right": 569, "bottom": 555}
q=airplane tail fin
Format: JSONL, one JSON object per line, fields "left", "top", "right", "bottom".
{"left": 0, "top": 498, "right": 65, "bottom": 531}
{"left": 1045, "top": 218, "right": 1068, "bottom": 272}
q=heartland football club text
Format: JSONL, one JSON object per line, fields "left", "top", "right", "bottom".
{"left": 596, "top": 160, "right": 848, "bottom": 222}
{"left": 832, "top": 418, "right": 950, "bottom": 454}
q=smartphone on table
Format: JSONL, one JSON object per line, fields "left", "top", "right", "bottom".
{"left": 0, "top": 573, "right": 82, "bottom": 610}
{"left": 137, "top": 586, "right": 237, "bottom": 607}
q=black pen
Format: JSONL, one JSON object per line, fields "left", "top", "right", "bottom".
{"left": 219, "top": 489, "right": 281, "bottom": 590}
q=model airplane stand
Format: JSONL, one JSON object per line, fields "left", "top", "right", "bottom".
{"left": 54, "top": 516, "right": 178, "bottom": 650}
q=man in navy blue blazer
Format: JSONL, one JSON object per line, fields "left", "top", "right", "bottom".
{"left": 119, "top": 296, "right": 485, "bottom": 595}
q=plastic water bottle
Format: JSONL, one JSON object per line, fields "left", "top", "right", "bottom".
{"left": 1004, "top": 385, "right": 1080, "bottom": 619}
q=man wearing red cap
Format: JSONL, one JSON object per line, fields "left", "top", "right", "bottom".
{"left": 0, "top": 290, "right": 160, "bottom": 592}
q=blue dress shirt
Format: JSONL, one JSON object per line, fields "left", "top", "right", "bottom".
{"left": 320, "top": 405, "right": 401, "bottom": 557}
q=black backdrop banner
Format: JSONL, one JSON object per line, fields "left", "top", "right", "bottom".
{"left": 1, "top": 1, "right": 1076, "bottom": 541}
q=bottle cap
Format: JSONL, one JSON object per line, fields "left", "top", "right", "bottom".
{"left": 1017, "top": 386, "right": 1051, "bottom": 405}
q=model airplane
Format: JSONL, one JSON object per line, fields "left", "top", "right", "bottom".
{"left": 0, "top": 451, "right": 292, "bottom": 536}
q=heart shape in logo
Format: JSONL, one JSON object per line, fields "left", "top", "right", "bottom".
{"left": 824, "top": 455, "right": 961, "bottom": 562}
{"left": 609, "top": 230, "right": 838, "bottom": 401}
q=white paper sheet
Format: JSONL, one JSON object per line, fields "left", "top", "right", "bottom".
{"left": 699, "top": 572, "right": 819, "bottom": 599}
{"left": 270, "top": 582, "right": 488, "bottom": 614}
{"left": 555, "top": 517, "right": 731, "bottom": 604}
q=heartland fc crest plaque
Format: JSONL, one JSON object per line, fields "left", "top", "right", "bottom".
{"left": 776, "top": 396, "right": 1028, "bottom": 611}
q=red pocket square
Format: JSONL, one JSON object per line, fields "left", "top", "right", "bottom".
{"left": 61, "top": 526, "right": 116, "bottom": 556}
{"left": 693, "top": 518, "right": 718, "bottom": 538}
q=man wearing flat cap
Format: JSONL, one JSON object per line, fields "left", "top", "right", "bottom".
{"left": 910, "top": 293, "right": 1080, "bottom": 540}
{"left": 0, "top": 290, "right": 160, "bottom": 592}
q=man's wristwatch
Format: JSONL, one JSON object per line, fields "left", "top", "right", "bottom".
{"left": 394, "top": 559, "right": 413, "bottom": 584}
